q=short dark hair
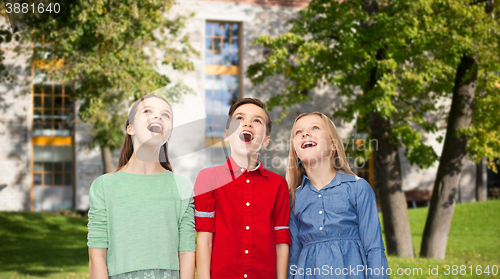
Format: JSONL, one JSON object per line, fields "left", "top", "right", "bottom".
{"left": 226, "top": 98, "right": 272, "bottom": 135}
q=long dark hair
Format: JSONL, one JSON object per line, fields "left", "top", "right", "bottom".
{"left": 116, "top": 95, "right": 173, "bottom": 172}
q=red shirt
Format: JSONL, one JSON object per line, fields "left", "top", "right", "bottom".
{"left": 194, "top": 157, "right": 292, "bottom": 279}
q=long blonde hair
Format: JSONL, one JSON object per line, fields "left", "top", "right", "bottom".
{"left": 286, "top": 112, "right": 356, "bottom": 208}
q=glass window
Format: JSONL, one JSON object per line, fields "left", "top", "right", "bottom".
{"left": 55, "top": 173, "right": 63, "bottom": 185}
{"left": 54, "top": 201, "right": 63, "bottom": 211}
{"left": 33, "top": 201, "right": 42, "bottom": 211}
{"left": 33, "top": 186, "right": 43, "bottom": 200}
{"left": 63, "top": 200, "right": 73, "bottom": 209}
{"left": 34, "top": 173, "right": 42, "bottom": 185}
{"left": 31, "top": 44, "right": 75, "bottom": 212}
{"left": 205, "top": 147, "right": 229, "bottom": 168}
{"left": 32, "top": 144, "right": 74, "bottom": 212}
{"left": 205, "top": 22, "right": 241, "bottom": 167}
{"left": 43, "top": 186, "right": 53, "bottom": 199}
{"left": 64, "top": 186, "right": 73, "bottom": 200}
{"left": 32, "top": 72, "right": 73, "bottom": 137}
{"left": 205, "top": 22, "right": 239, "bottom": 66}
{"left": 54, "top": 187, "right": 63, "bottom": 199}
{"left": 33, "top": 82, "right": 73, "bottom": 137}
{"left": 42, "top": 200, "right": 53, "bottom": 211}
{"left": 205, "top": 74, "right": 239, "bottom": 139}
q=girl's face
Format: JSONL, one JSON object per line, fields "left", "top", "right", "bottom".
{"left": 292, "top": 115, "right": 335, "bottom": 166}
{"left": 127, "top": 97, "right": 173, "bottom": 148}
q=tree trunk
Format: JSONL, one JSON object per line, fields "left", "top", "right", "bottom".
{"left": 476, "top": 157, "right": 487, "bottom": 202}
{"left": 420, "top": 55, "right": 477, "bottom": 259}
{"left": 364, "top": 47, "right": 414, "bottom": 257}
{"left": 361, "top": 0, "right": 414, "bottom": 258}
{"left": 101, "top": 145, "right": 115, "bottom": 174}
{"left": 368, "top": 112, "right": 415, "bottom": 257}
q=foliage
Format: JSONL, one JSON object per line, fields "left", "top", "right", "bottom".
{"left": 464, "top": 78, "right": 500, "bottom": 172}
{"left": 17, "top": 0, "right": 198, "bottom": 150}
{"left": 247, "top": 0, "right": 500, "bottom": 170}
{"left": 0, "top": 10, "right": 24, "bottom": 83}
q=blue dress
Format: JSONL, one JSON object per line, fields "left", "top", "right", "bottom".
{"left": 288, "top": 172, "right": 389, "bottom": 279}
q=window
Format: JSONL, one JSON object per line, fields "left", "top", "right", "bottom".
{"left": 205, "top": 22, "right": 240, "bottom": 67}
{"left": 205, "top": 22, "right": 241, "bottom": 167}
{"left": 32, "top": 144, "right": 73, "bottom": 211}
{"left": 31, "top": 44, "right": 75, "bottom": 212}
{"left": 32, "top": 76, "right": 74, "bottom": 136}
{"left": 205, "top": 74, "right": 239, "bottom": 139}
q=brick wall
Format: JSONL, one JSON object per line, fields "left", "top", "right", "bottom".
{"left": 0, "top": 33, "right": 32, "bottom": 211}
{"left": 0, "top": 2, "right": 480, "bottom": 211}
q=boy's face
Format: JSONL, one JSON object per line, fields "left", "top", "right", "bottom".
{"left": 224, "top": 104, "right": 270, "bottom": 157}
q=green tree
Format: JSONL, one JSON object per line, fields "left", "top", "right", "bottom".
{"left": 0, "top": 26, "right": 13, "bottom": 82}
{"left": 20, "top": 0, "right": 198, "bottom": 172}
{"left": 0, "top": 10, "right": 24, "bottom": 83}
{"left": 247, "top": 0, "right": 500, "bottom": 258}
{"left": 418, "top": 0, "right": 500, "bottom": 259}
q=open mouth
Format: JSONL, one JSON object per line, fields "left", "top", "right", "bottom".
{"left": 147, "top": 122, "right": 163, "bottom": 134}
{"left": 239, "top": 130, "right": 254, "bottom": 143}
{"left": 301, "top": 141, "right": 317, "bottom": 149}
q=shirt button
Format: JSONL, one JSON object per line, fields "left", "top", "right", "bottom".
{"left": 244, "top": 274, "right": 248, "bottom": 278}
{"left": 246, "top": 202, "right": 250, "bottom": 206}
{"left": 245, "top": 250, "right": 249, "bottom": 254}
{"left": 319, "top": 211, "right": 323, "bottom": 214}
{"left": 318, "top": 194, "right": 321, "bottom": 197}
{"left": 246, "top": 226, "right": 250, "bottom": 230}
{"left": 241, "top": 168, "right": 245, "bottom": 172}
{"left": 320, "top": 227, "right": 323, "bottom": 230}
{"left": 246, "top": 179, "right": 250, "bottom": 183}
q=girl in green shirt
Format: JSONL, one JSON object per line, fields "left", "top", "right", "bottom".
{"left": 87, "top": 94, "right": 196, "bottom": 279}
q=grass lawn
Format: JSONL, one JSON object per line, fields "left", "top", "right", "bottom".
{"left": 384, "top": 200, "right": 499, "bottom": 278}
{"left": 0, "top": 200, "right": 499, "bottom": 279}
{"left": 0, "top": 212, "right": 89, "bottom": 279}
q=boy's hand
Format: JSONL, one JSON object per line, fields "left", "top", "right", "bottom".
{"left": 276, "top": 243, "right": 289, "bottom": 279}
{"left": 196, "top": 232, "right": 214, "bottom": 279}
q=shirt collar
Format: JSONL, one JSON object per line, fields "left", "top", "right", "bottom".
{"left": 224, "top": 156, "right": 268, "bottom": 176}
{"left": 301, "top": 171, "right": 357, "bottom": 191}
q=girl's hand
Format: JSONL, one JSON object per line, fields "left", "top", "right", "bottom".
{"left": 179, "top": 251, "right": 195, "bottom": 279}
{"left": 89, "top": 248, "right": 108, "bottom": 279}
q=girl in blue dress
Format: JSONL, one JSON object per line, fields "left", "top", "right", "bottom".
{"left": 286, "top": 112, "right": 389, "bottom": 279}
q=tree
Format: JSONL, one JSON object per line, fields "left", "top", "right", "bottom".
{"left": 248, "top": 0, "right": 436, "bottom": 258}
{"left": 18, "top": 0, "right": 198, "bottom": 173}
{"left": 0, "top": 10, "right": 24, "bottom": 83}
{"left": 475, "top": 157, "right": 487, "bottom": 202}
{"left": 247, "top": 0, "right": 500, "bottom": 258}
{"left": 419, "top": 0, "right": 500, "bottom": 259}
{"left": 0, "top": 26, "right": 13, "bottom": 82}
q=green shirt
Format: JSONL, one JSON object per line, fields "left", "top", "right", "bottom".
{"left": 87, "top": 170, "right": 195, "bottom": 277}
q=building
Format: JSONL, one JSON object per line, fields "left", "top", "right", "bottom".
{"left": 0, "top": 0, "right": 483, "bottom": 212}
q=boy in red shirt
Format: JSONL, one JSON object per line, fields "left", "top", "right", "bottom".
{"left": 195, "top": 98, "right": 291, "bottom": 279}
